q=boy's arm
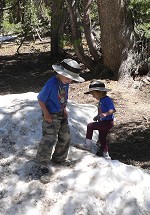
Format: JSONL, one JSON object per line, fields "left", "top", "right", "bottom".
{"left": 38, "top": 99, "right": 53, "bottom": 123}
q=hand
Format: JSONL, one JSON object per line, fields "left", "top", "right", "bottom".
{"left": 100, "top": 112, "right": 107, "bottom": 118}
{"left": 38, "top": 100, "right": 53, "bottom": 123}
{"left": 44, "top": 113, "right": 53, "bottom": 123}
{"left": 93, "top": 115, "right": 99, "bottom": 121}
{"left": 100, "top": 110, "right": 114, "bottom": 118}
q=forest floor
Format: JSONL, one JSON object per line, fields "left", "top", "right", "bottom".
{"left": 0, "top": 39, "right": 150, "bottom": 170}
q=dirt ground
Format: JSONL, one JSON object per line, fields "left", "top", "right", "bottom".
{"left": 0, "top": 39, "right": 150, "bottom": 171}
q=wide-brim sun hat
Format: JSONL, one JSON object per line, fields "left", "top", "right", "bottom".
{"left": 84, "top": 81, "right": 111, "bottom": 94}
{"left": 52, "top": 59, "right": 85, "bottom": 82}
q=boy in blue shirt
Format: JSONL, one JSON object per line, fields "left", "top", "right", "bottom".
{"left": 84, "top": 81, "right": 116, "bottom": 159}
{"left": 35, "top": 59, "right": 84, "bottom": 182}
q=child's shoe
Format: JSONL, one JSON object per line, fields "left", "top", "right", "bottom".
{"left": 51, "top": 158, "right": 72, "bottom": 166}
{"left": 103, "top": 151, "right": 111, "bottom": 160}
{"left": 40, "top": 166, "right": 53, "bottom": 183}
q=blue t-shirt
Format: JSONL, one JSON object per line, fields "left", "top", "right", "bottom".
{"left": 99, "top": 96, "right": 116, "bottom": 121}
{"left": 37, "top": 76, "right": 69, "bottom": 113}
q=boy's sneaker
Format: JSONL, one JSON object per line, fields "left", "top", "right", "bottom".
{"left": 29, "top": 162, "right": 53, "bottom": 183}
{"left": 40, "top": 166, "right": 53, "bottom": 183}
{"left": 103, "top": 152, "right": 111, "bottom": 160}
{"left": 51, "top": 158, "right": 72, "bottom": 166}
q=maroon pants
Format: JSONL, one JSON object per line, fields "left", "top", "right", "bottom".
{"left": 86, "top": 120, "right": 114, "bottom": 152}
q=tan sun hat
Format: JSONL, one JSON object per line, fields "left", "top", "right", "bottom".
{"left": 52, "top": 58, "right": 85, "bottom": 82}
{"left": 84, "top": 81, "right": 111, "bottom": 94}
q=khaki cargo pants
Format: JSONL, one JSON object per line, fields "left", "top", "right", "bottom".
{"left": 35, "top": 114, "right": 71, "bottom": 167}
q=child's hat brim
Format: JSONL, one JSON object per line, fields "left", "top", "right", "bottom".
{"left": 52, "top": 59, "right": 85, "bottom": 83}
{"left": 84, "top": 87, "right": 111, "bottom": 94}
{"left": 84, "top": 81, "right": 111, "bottom": 94}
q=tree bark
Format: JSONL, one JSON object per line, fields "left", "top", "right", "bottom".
{"left": 65, "top": 0, "right": 95, "bottom": 69}
{"left": 83, "top": 0, "right": 100, "bottom": 61}
{"left": 0, "top": 0, "right": 5, "bottom": 32}
{"left": 11, "top": 0, "right": 22, "bottom": 24}
{"left": 51, "top": 0, "right": 65, "bottom": 56}
{"left": 97, "top": 0, "right": 136, "bottom": 81}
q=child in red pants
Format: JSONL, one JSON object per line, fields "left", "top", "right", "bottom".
{"left": 84, "top": 81, "right": 116, "bottom": 159}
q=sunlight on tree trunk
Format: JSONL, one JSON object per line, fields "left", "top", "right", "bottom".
{"left": 65, "top": 0, "right": 96, "bottom": 69}
{"left": 97, "top": 0, "right": 137, "bottom": 80}
{"left": 83, "top": 0, "right": 100, "bottom": 61}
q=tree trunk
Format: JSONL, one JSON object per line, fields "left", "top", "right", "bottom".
{"left": 0, "top": 0, "right": 5, "bottom": 32}
{"left": 65, "top": 0, "right": 95, "bottom": 69}
{"left": 11, "top": 0, "right": 22, "bottom": 24}
{"left": 83, "top": 0, "right": 100, "bottom": 61}
{"left": 65, "top": 0, "right": 114, "bottom": 78}
{"left": 51, "top": 0, "right": 65, "bottom": 56}
{"left": 97, "top": 0, "right": 137, "bottom": 81}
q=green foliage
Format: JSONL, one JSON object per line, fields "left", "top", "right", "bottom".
{"left": 129, "top": 0, "right": 150, "bottom": 37}
{"left": 23, "top": 0, "right": 40, "bottom": 36}
{"left": 40, "top": 3, "right": 51, "bottom": 27}
{"left": 1, "top": 0, "right": 149, "bottom": 44}
{"left": 90, "top": 0, "right": 99, "bottom": 23}
{"left": 1, "top": 0, "right": 51, "bottom": 38}
{"left": 73, "top": 38, "right": 82, "bottom": 49}
{"left": 137, "top": 23, "right": 150, "bottom": 38}
{"left": 1, "top": 11, "right": 22, "bottom": 35}
{"left": 1, "top": 20, "right": 23, "bottom": 35}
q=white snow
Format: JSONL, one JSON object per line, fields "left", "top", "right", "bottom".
{"left": 0, "top": 92, "right": 150, "bottom": 215}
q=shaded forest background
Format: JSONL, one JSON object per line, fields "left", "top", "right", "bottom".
{"left": 0, "top": 0, "right": 149, "bottom": 82}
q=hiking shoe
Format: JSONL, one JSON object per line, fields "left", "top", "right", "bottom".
{"left": 103, "top": 152, "right": 111, "bottom": 160}
{"left": 96, "top": 140, "right": 101, "bottom": 145}
{"left": 75, "top": 143, "right": 92, "bottom": 152}
{"left": 40, "top": 167, "right": 49, "bottom": 174}
{"left": 96, "top": 149, "right": 103, "bottom": 157}
{"left": 28, "top": 161, "right": 42, "bottom": 179}
{"left": 51, "top": 158, "right": 72, "bottom": 166}
{"left": 40, "top": 167, "right": 53, "bottom": 183}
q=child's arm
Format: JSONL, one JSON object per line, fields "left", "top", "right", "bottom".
{"left": 38, "top": 99, "right": 53, "bottom": 123}
{"left": 99, "top": 109, "right": 115, "bottom": 118}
